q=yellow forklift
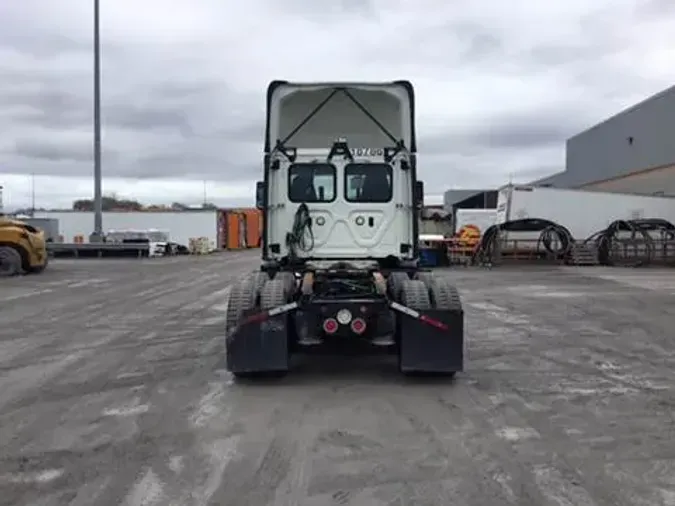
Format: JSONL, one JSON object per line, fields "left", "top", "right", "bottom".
{"left": 0, "top": 215, "right": 48, "bottom": 276}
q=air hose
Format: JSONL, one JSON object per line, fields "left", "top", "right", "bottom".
{"left": 474, "top": 218, "right": 573, "bottom": 264}
{"left": 538, "top": 224, "right": 574, "bottom": 256}
{"left": 286, "top": 203, "right": 314, "bottom": 259}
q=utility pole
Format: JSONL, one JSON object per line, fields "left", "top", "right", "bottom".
{"left": 91, "top": 0, "right": 103, "bottom": 242}
{"left": 30, "top": 173, "right": 35, "bottom": 217}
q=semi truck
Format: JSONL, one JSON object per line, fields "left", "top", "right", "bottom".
{"left": 225, "top": 81, "right": 465, "bottom": 379}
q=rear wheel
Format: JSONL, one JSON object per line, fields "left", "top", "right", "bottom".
{"left": 415, "top": 272, "right": 462, "bottom": 311}
{"left": 427, "top": 278, "right": 460, "bottom": 379}
{"left": 0, "top": 246, "right": 23, "bottom": 277}
{"left": 273, "top": 271, "right": 297, "bottom": 295}
{"left": 415, "top": 271, "right": 434, "bottom": 287}
{"left": 225, "top": 278, "right": 258, "bottom": 339}
{"left": 400, "top": 279, "right": 431, "bottom": 310}
{"left": 260, "top": 277, "right": 289, "bottom": 309}
{"left": 427, "top": 278, "right": 462, "bottom": 311}
{"left": 227, "top": 277, "right": 261, "bottom": 380}
{"left": 387, "top": 271, "right": 410, "bottom": 301}
{"left": 233, "top": 277, "right": 291, "bottom": 380}
{"left": 399, "top": 278, "right": 456, "bottom": 378}
{"left": 243, "top": 270, "right": 268, "bottom": 306}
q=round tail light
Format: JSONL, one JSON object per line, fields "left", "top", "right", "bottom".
{"left": 351, "top": 318, "right": 366, "bottom": 335}
{"left": 323, "top": 318, "right": 338, "bottom": 334}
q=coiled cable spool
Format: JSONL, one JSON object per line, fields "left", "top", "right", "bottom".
{"left": 474, "top": 218, "right": 574, "bottom": 265}
{"left": 587, "top": 218, "right": 675, "bottom": 267}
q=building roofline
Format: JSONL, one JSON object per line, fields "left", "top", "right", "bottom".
{"left": 568, "top": 83, "right": 675, "bottom": 141}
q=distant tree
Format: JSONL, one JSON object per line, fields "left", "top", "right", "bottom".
{"left": 72, "top": 199, "right": 93, "bottom": 211}
{"left": 73, "top": 194, "right": 143, "bottom": 211}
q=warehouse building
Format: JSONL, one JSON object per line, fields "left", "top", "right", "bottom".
{"left": 534, "top": 84, "right": 675, "bottom": 196}
{"left": 443, "top": 189, "right": 498, "bottom": 214}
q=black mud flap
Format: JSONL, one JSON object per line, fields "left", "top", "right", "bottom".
{"left": 398, "top": 308, "right": 464, "bottom": 373}
{"left": 226, "top": 309, "right": 290, "bottom": 374}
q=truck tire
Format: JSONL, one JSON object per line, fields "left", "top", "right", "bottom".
{"left": 387, "top": 271, "right": 410, "bottom": 301}
{"left": 400, "top": 278, "right": 456, "bottom": 378}
{"left": 274, "top": 271, "right": 296, "bottom": 295}
{"left": 427, "top": 278, "right": 462, "bottom": 310}
{"left": 247, "top": 270, "right": 268, "bottom": 290}
{"left": 400, "top": 279, "right": 431, "bottom": 310}
{"left": 225, "top": 278, "right": 257, "bottom": 338}
{"left": 260, "top": 278, "right": 289, "bottom": 309}
{"left": 415, "top": 271, "right": 433, "bottom": 283}
{"left": 0, "top": 246, "right": 23, "bottom": 277}
{"left": 233, "top": 277, "right": 291, "bottom": 380}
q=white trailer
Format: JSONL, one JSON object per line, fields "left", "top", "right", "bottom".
{"left": 454, "top": 209, "right": 497, "bottom": 236}
{"left": 496, "top": 185, "right": 675, "bottom": 240}
{"left": 34, "top": 210, "right": 220, "bottom": 249}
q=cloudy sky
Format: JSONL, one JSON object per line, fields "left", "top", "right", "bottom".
{"left": 1, "top": 0, "right": 674, "bottom": 210}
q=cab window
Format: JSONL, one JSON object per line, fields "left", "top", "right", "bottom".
{"left": 345, "top": 163, "right": 393, "bottom": 203}
{"left": 288, "top": 163, "right": 336, "bottom": 203}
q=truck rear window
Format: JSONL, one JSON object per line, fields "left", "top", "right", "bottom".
{"left": 345, "top": 163, "right": 392, "bottom": 203}
{"left": 288, "top": 163, "right": 336, "bottom": 203}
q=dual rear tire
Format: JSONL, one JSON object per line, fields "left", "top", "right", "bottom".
{"left": 226, "top": 271, "right": 295, "bottom": 379}
{"left": 397, "top": 272, "right": 462, "bottom": 379}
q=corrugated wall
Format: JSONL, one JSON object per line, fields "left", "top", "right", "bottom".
{"left": 566, "top": 85, "right": 675, "bottom": 186}
{"left": 534, "top": 85, "right": 675, "bottom": 189}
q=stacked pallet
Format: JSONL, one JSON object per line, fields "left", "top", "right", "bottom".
{"left": 188, "top": 237, "right": 211, "bottom": 255}
{"left": 568, "top": 242, "right": 600, "bottom": 266}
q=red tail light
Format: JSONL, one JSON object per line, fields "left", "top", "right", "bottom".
{"left": 323, "top": 318, "right": 338, "bottom": 334}
{"left": 351, "top": 318, "right": 366, "bottom": 334}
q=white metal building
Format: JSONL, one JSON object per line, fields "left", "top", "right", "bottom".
{"left": 34, "top": 210, "right": 220, "bottom": 247}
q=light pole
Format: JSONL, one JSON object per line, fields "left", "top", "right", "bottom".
{"left": 30, "top": 173, "right": 35, "bottom": 216}
{"left": 90, "top": 0, "right": 103, "bottom": 242}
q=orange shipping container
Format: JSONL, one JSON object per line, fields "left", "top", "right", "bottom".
{"left": 242, "top": 208, "right": 261, "bottom": 248}
{"left": 226, "top": 211, "right": 246, "bottom": 249}
{"left": 217, "top": 210, "right": 227, "bottom": 249}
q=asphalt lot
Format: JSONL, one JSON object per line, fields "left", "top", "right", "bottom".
{"left": 1, "top": 253, "right": 675, "bottom": 505}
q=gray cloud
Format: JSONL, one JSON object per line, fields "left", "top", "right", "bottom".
{"left": 0, "top": 0, "right": 673, "bottom": 207}
{"left": 633, "top": 0, "right": 675, "bottom": 18}
{"left": 446, "top": 21, "right": 502, "bottom": 62}
{"left": 274, "top": 0, "right": 378, "bottom": 20}
{"left": 13, "top": 138, "right": 93, "bottom": 163}
{"left": 2, "top": 89, "right": 90, "bottom": 129}
{"left": 480, "top": 112, "right": 579, "bottom": 150}
{"left": 105, "top": 103, "right": 193, "bottom": 134}
{"left": 0, "top": 33, "right": 91, "bottom": 60}
{"left": 420, "top": 108, "right": 582, "bottom": 159}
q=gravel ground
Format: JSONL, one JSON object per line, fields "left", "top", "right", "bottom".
{"left": 1, "top": 254, "right": 675, "bottom": 505}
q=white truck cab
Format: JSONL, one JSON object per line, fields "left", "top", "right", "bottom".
{"left": 257, "top": 81, "right": 423, "bottom": 266}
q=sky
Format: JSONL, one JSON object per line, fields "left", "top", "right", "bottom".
{"left": 1, "top": 0, "right": 675, "bottom": 210}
